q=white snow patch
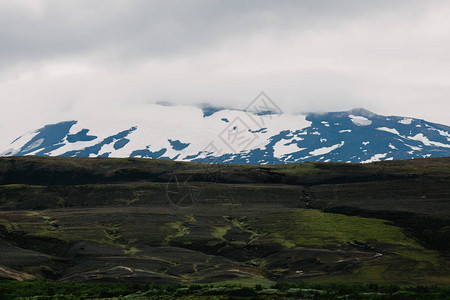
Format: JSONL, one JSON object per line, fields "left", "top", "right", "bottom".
{"left": 405, "top": 144, "right": 422, "bottom": 151}
{"left": 389, "top": 144, "right": 397, "bottom": 150}
{"left": 297, "top": 155, "right": 311, "bottom": 161}
{"left": 376, "top": 127, "right": 400, "bottom": 135}
{"left": 437, "top": 130, "right": 450, "bottom": 137}
{"left": 23, "top": 138, "right": 44, "bottom": 152}
{"left": 2, "top": 130, "right": 40, "bottom": 155}
{"left": 361, "top": 153, "right": 387, "bottom": 163}
{"left": 273, "top": 141, "right": 306, "bottom": 158}
{"left": 407, "top": 133, "right": 450, "bottom": 148}
{"left": 23, "top": 147, "right": 47, "bottom": 156}
{"left": 309, "top": 141, "right": 344, "bottom": 156}
{"left": 0, "top": 148, "right": 16, "bottom": 156}
{"left": 437, "top": 129, "right": 450, "bottom": 141}
{"left": 339, "top": 129, "right": 351, "bottom": 133}
{"left": 349, "top": 115, "right": 372, "bottom": 126}
{"left": 284, "top": 133, "right": 294, "bottom": 139}
{"left": 398, "top": 118, "right": 412, "bottom": 125}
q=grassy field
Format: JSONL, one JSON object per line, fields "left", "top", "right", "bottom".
{"left": 0, "top": 206, "right": 448, "bottom": 285}
{"left": 0, "top": 156, "right": 449, "bottom": 286}
{"left": 261, "top": 209, "right": 420, "bottom": 248}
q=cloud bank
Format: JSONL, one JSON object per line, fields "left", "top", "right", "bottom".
{"left": 1, "top": 0, "right": 449, "bottom": 146}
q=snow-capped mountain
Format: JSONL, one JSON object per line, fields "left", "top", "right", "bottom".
{"left": 1, "top": 104, "right": 450, "bottom": 164}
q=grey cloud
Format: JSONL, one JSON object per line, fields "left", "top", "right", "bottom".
{"left": 0, "top": 0, "right": 449, "bottom": 147}
{"left": 0, "top": 0, "right": 429, "bottom": 70}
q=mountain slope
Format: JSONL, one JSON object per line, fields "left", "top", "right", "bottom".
{"left": 1, "top": 105, "right": 449, "bottom": 163}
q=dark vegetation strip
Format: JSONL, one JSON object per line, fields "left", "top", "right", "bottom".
{"left": 0, "top": 156, "right": 449, "bottom": 187}
{"left": 0, "top": 281, "right": 449, "bottom": 299}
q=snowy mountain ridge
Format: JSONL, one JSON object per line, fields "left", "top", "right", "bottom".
{"left": 1, "top": 104, "right": 450, "bottom": 164}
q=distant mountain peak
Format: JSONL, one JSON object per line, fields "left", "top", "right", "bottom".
{"left": 1, "top": 105, "right": 449, "bottom": 164}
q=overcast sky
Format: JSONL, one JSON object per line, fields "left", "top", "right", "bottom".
{"left": 1, "top": 0, "right": 450, "bottom": 144}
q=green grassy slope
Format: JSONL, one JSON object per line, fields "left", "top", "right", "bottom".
{"left": 0, "top": 156, "right": 449, "bottom": 285}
